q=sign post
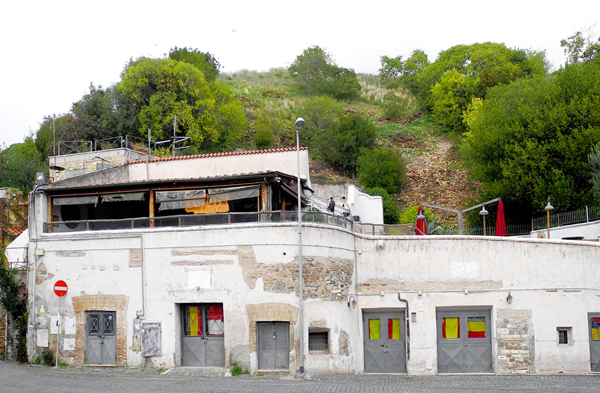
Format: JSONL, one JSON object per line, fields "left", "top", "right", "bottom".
{"left": 54, "top": 280, "right": 67, "bottom": 368}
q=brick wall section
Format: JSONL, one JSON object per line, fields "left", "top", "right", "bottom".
{"left": 496, "top": 309, "right": 534, "bottom": 374}
{"left": 238, "top": 246, "right": 353, "bottom": 301}
{"left": 71, "top": 295, "right": 129, "bottom": 366}
{"left": 129, "top": 250, "right": 142, "bottom": 268}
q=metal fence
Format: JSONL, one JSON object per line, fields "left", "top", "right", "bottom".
{"left": 354, "top": 223, "right": 415, "bottom": 236}
{"left": 57, "top": 135, "right": 155, "bottom": 156}
{"left": 530, "top": 206, "right": 600, "bottom": 231}
{"left": 43, "top": 210, "right": 353, "bottom": 233}
{"left": 465, "top": 224, "right": 532, "bottom": 236}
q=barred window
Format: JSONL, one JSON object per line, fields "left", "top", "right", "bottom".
{"left": 309, "top": 330, "right": 329, "bottom": 352}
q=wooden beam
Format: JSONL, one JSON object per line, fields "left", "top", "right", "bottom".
{"left": 149, "top": 190, "right": 155, "bottom": 227}
{"left": 47, "top": 197, "right": 53, "bottom": 233}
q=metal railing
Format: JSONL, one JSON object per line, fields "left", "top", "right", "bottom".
{"left": 531, "top": 206, "right": 600, "bottom": 231}
{"left": 58, "top": 135, "right": 155, "bottom": 156}
{"left": 43, "top": 210, "right": 353, "bottom": 233}
{"left": 354, "top": 223, "right": 415, "bottom": 236}
{"left": 465, "top": 224, "right": 531, "bottom": 236}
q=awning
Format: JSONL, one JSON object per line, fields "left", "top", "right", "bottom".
{"left": 53, "top": 195, "right": 99, "bottom": 206}
{"left": 208, "top": 185, "right": 260, "bottom": 203}
{"left": 156, "top": 189, "right": 206, "bottom": 211}
{"left": 5, "top": 229, "right": 28, "bottom": 268}
{"left": 102, "top": 192, "right": 145, "bottom": 203}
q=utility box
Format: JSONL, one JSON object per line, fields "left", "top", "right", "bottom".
{"left": 142, "top": 323, "right": 162, "bottom": 357}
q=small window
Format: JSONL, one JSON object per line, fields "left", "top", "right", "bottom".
{"left": 557, "top": 327, "right": 571, "bottom": 345}
{"left": 309, "top": 330, "right": 329, "bottom": 352}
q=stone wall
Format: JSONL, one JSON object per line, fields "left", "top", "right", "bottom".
{"left": 496, "top": 309, "right": 534, "bottom": 374}
{"left": 239, "top": 246, "right": 353, "bottom": 301}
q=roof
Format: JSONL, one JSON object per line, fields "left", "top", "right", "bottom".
{"left": 2, "top": 226, "right": 27, "bottom": 237}
{"left": 43, "top": 170, "right": 304, "bottom": 193}
{"left": 128, "top": 147, "right": 307, "bottom": 165}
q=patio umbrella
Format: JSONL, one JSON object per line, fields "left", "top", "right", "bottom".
{"left": 415, "top": 206, "right": 427, "bottom": 236}
{"left": 495, "top": 200, "right": 506, "bottom": 236}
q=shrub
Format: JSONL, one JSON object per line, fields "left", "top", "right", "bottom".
{"left": 357, "top": 148, "right": 407, "bottom": 194}
{"left": 399, "top": 205, "right": 435, "bottom": 225}
{"left": 42, "top": 349, "right": 54, "bottom": 366}
{"left": 316, "top": 114, "right": 377, "bottom": 176}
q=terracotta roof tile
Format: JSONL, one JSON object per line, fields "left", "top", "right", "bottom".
{"left": 2, "top": 226, "right": 26, "bottom": 236}
{"left": 128, "top": 147, "right": 306, "bottom": 165}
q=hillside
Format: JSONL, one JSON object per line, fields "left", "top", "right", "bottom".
{"left": 221, "top": 70, "right": 475, "bottom": 225}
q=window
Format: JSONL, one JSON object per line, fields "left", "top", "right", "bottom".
{"left": 309, "top": 329, "right": 329, "bottom": 352}
{"left": 442, "top": 317, "right": 460, "bottom": 339}
{"left": 557, "top": 327, "right": 571, "bottom": 345}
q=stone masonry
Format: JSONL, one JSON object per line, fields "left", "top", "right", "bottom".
{"left": 496, "top": 309, "right": 534, "bottom": 374}
{"left": 238, "top": 246, "right": 353, "bottom": 301}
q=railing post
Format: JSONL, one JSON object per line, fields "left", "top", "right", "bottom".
{"left": 586, "top": 206, "right": 589, "bottom": 222}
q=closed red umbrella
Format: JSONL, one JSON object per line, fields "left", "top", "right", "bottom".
{"left": 495, "top": 200, "right": 506, "bottom": 236}
{"left": 415, "top": 206, "right": 427, "bottom": 236}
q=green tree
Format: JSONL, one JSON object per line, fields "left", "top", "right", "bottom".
{"left": 417, "top": 42, "right": 548, "bottom": 132}
{"left": 118, "top": 58, "right": 247, "bottom": 150}
{"left": 561, "top": 28, "right": 600, "bottom": 65}
{"left": 0, "top": 138, "right": 45, "bottom": 194}
{"left": 289, "top": 46, "right": 360, "bottom": 98}
{"left": 357, "top": 148, "right": 407, "bottom": 194}
{"left": 316, "top": 114, "right": 377, "bottom": 176}
{"left": 295, "top": 96, "right": 344, "bottom": 145}
{"left": 379, "top": 55, "right": 404, "bottom": 86}
{"left": 461, "top": 58, "right": 600, "bottom": 220}
{"left": 430, "top": 69, "right": 479, "bottom": 132}
{"left": 588, "top": 142, "right": 600, "bottom": 200}
{"left": 364, "top": 187, "right": 401, "bottom": 224}
{"left": 168, "top": 47, "right": 222, "bottom": 82}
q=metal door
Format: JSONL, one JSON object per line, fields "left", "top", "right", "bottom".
{"left": 589, "top": 313, "right": 600, "bottom": 371}
{"left": 437, "top": 309, "right": 492, "bottom": 373}
{"left": 363, "top": 312, "right": 406, "bottom": 373}
{"left": 258, "top": 322, "right": 289, "bottom": 370}
{"left": 182, "top": 304, "right": 225, "bottom": 367}
{"left": 85, "top": 312, "right": 116, "bottom": 365}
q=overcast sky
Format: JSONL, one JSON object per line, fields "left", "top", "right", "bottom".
{"left": 1, "top": 0, "right": 598, "bottom": 148}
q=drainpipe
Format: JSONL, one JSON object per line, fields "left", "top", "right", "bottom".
{"left": 397, "top": 293, "right": 410, "bottom": 361}
{"left": 136, "top": 236, "right": 146, "bottom": 320}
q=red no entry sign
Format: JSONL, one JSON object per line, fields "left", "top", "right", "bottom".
{"left": 54, "top": 280, "right": 68, "bottom": 297}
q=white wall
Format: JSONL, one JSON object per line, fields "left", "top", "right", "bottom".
{"left": 530, "top": 220, "right": 600, "bottom": 240}
{"left": 128, "top": 149, "right": 311, "bottom": 185}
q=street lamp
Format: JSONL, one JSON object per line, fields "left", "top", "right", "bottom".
{"left": 479, "top": 206, "right": 488, "bottom": 236}
{"left": 545, "top": 199, "right": 554, "bottom": 239}
{"left": 295, "top": 117, "right": 305, "bottom": 375}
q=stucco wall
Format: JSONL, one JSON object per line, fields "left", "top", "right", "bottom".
{"left": 27, "top": 218, "right": 357, "bottom": 372}
{"left": 27, "top": 190, "right": 600, "bottom": 375}
{"left": 354, "top": 235, "right": 600, "bottom": 374}
{"left": 127, "top": 149, "right": 310, "bottom": 185}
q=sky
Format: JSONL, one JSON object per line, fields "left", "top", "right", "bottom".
{"left": 0, "top": 0, "right": 598, "bottom": 147}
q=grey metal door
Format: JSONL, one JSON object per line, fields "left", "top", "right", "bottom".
{"left": 363, "top": 312, "right": 406, "bottom": 373}
{"left": 182, "top": 304, "right": 225, "bottom": 367}
{"left": 85, "top": 312, "right": 116, "bottom": 365}
{"left": 437, "top": 309, "right": 492, "bottom": 373}
{"left": 258, "top": 322, "right": 289, "bottom": 370}
{"left": 589, "top": 313, "right": 600, "bottom": 371}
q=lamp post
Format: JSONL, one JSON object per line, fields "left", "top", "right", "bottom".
{"left": 545, "top": 199, "right": 554, "bottom": 239}
{"left": 295, "top": 117, "right": 305, "bottom": 375}
{"left": 479, "top": 206, "right": 489, "bottom": 236}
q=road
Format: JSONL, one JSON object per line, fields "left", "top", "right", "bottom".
{"left": 1, "top": 360, "right": 600, "bottom": 392}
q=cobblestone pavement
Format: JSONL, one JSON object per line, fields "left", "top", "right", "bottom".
{"left": 2, "top": 361, "right": 600, "bottom": 393}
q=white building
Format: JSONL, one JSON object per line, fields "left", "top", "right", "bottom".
{"left": 24, "top": 147, "right": 600, "bottom": 374}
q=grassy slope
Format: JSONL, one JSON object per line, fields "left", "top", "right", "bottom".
{"left": 219, "top": 70, "right": 475, "bottom": 225}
